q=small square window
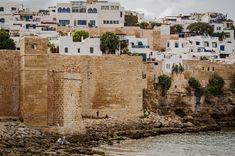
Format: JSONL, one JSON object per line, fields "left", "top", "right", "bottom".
{"left": 90, "top": 47, "right": 94, "bottom": 54}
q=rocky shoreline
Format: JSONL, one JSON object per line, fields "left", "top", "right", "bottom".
{"left": 0, "top": 114, "right": 227, "bottom": 156}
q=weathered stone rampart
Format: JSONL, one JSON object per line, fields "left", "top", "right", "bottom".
{"left": 0, "top": 51, "right": 20, "bottom": 118}
{"left": 48, "top": 55, "right": 147, "bottom": 119}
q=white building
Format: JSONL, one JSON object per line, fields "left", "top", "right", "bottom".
{"left": 59, "top": 35, "right": 102, "bottom": 56}
{"left": 57, "top": 0, "right": 124, "bottom": 28}
{"left": 123, "top": 35, "right": 155, "bottom": 60}
{"left": 160, "top": 14, "right": 197, "bottom": 26}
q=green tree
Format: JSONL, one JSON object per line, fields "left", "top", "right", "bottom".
{"left": 0, "top": 30, "right": 16, "bottom": 50}
{"left": 206, "top": 74, "right": 225, "bottom": 96}
{"left": 124, "top": 14, "right": 138, "bottom": 26}
{"left": 100, "top": 32, "right": 120, "bottom": 54}
{"left": 170, "top": 24, "right": 184, "bottom": 34}
{"left": 188, "top": 77, "right": 201, "bottom": 90}
{"left": 187, "top": 22, "right": 214, "bottom": 36}
{"left": 139, "top": 22, "right": 149, "bottom": 29}
{"left": 172, "top": 63, "right": 184, "bottom": 74}
{"left": 149, "top": 21, "right": 161, "bottom": 28}
{"left": 72, "top": 30, "right": 89, "bottom": 42}
{"left": 157, "top": 74, "right": 172, "bottom": 96}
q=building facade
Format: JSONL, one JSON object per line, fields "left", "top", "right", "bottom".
{"left": 57, "top": 0, "right": 124, "bottom": 28}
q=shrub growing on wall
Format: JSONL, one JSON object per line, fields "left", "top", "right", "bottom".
{"left": 157, "top": 74, "right": 172, "bottom": 96}
{"left": 188, "top": 77, "right": 204, "bottom": 100}
{"left": 73, "top": 30, "right": 89, "bottom": 42}
{"left": 172, "top": 63, "right": 184, "bottom": 74}
{"left": 188, "top": 77, "right": 201, "bottom": 91}
{"left": 206, "top": 74, "right": 225, "bottom": 96}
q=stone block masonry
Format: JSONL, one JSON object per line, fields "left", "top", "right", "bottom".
{"left": 20, "top": 37, "right": 48, "bottom": 126}
{"left": 17, "top": 36, "right": 146, "bottom": 133}
{"left": 0, "top": 51, "right": 20, "bottom": 118}
{"left": 48, "top": 55, "right": 147, "bottom": 119}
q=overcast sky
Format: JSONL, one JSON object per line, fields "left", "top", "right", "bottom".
{"left": 3, "top": 0, "right": 235, "bottom": 20}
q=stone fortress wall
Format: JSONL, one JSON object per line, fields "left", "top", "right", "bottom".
{"left": 0, "top": 36, "right": 235, "bottom": 134}
{"left": 19, "top": 36, "right": 147, "bottom": 133}
{"left": 0, "top": 51, "right": 20, "bottom": 118}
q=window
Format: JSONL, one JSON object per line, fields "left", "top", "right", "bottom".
{"left": 101, "top": 6, "right": 109, "bottom": 10}
{"left": 217, "top": 27, "right": 221, "bottom": 30}
{"left": 11, "top": 7, "right": 16, "bottom": 11}
{"left": 212, "top": 42, "right": 217, "bottom": 48}
{"left": 52, "top": 10, "right": 56, "bottom": 12}
{"left": 77, "top": 48, "right": 80, "bottom": 53}
{"left": 204, "top": 41, "right": 209, "bottom": 47}
{"left": 208, "top": 67, "right": 210, "bottom": 71}
{"left": 65, "top": 47, "right": 68, "bottom": 53}
{"left": 111, "top": 6, "right": 119, "bottom": 10}
{"left": 166, "top": 64, "right": 171, "bottom": 69}
{"left": 117, "top": 20, "right": 119, "bottom": 24}
{"left": 78, "top": 20, "right": 87, "bottom": 25}
{"left": 0, "top": 7, "right": 4, "bottom": 12}
{"left": 103, "top": 20, "right": 106, "bottom": 24}
{"left": 31, "top": 44, "right": 37, "bottom": 49}
{"left": 59, "top": 20, "right": 70, "bottom": 26}
{"left": 110, "top": 20, "right": 113, "bottom": 24}
{"left": 88, "top": 8, "right": 93, "bottom": 13}
{"left": 93, "top": 8, "right": 97, "bottom": 13}
{"left": 120, "top": 11, "right": 123, "bottom": 17}
{"left": 167, "top": 42, "right": 170, "bottom": 47}
{"left": 0, "top": 18, "right": 5, "bottom": 23}
{"left": 196, "top": 41, "right": 200, "bottom": 46}
{"left": 90, "top": 47, "right": 94, "bottom": 54}
{"left": 58, "top": 7, "right": 71, "bottom": 13}
{"left": 212, "top": 67, "right": 215, "bottom": 71}
{"left": 220, "top": 45, "right": 225, "bottom": 51}
{"left": 107, "top": 20, "right": 109, "bottom": 24}
{"left": 175, "top": 42, "right": 179, "bottom": 48}
{"left": 225, "top": 33, "right": 231, "bottom": 38}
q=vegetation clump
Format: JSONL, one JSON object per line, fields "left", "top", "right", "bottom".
{"left": 156, "top": 74, "right": 172, "bottom": 96}
{"left": 187, "top": 22, "right": 214, "bottom": 36}
{"left": 170, "top": 24, "right": 184, "bottom": 34}
{"left": 73, "top": 30, "right": 89, "bottom": 42}
{"left": 100, "top": 32, "right": 120, "bottom": 54}
{"left": 206, "top": 74, "right": 225, "bottom": 96}
{"left": 0, "top": 30, "right": 16, "bottom": 50}
{"left": 172, "top": 63, "right": 184, "bottom": 74}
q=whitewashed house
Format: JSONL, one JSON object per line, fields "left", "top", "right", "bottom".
{"left": 59, "top": 35, "right": 102, "bottom": 56}
{"left": 57, "top": 0, "right": 124, "bottom": 28}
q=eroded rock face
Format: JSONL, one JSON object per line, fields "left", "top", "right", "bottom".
{"left": 143, "top": 89, "right": 235, "bottom": 127}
